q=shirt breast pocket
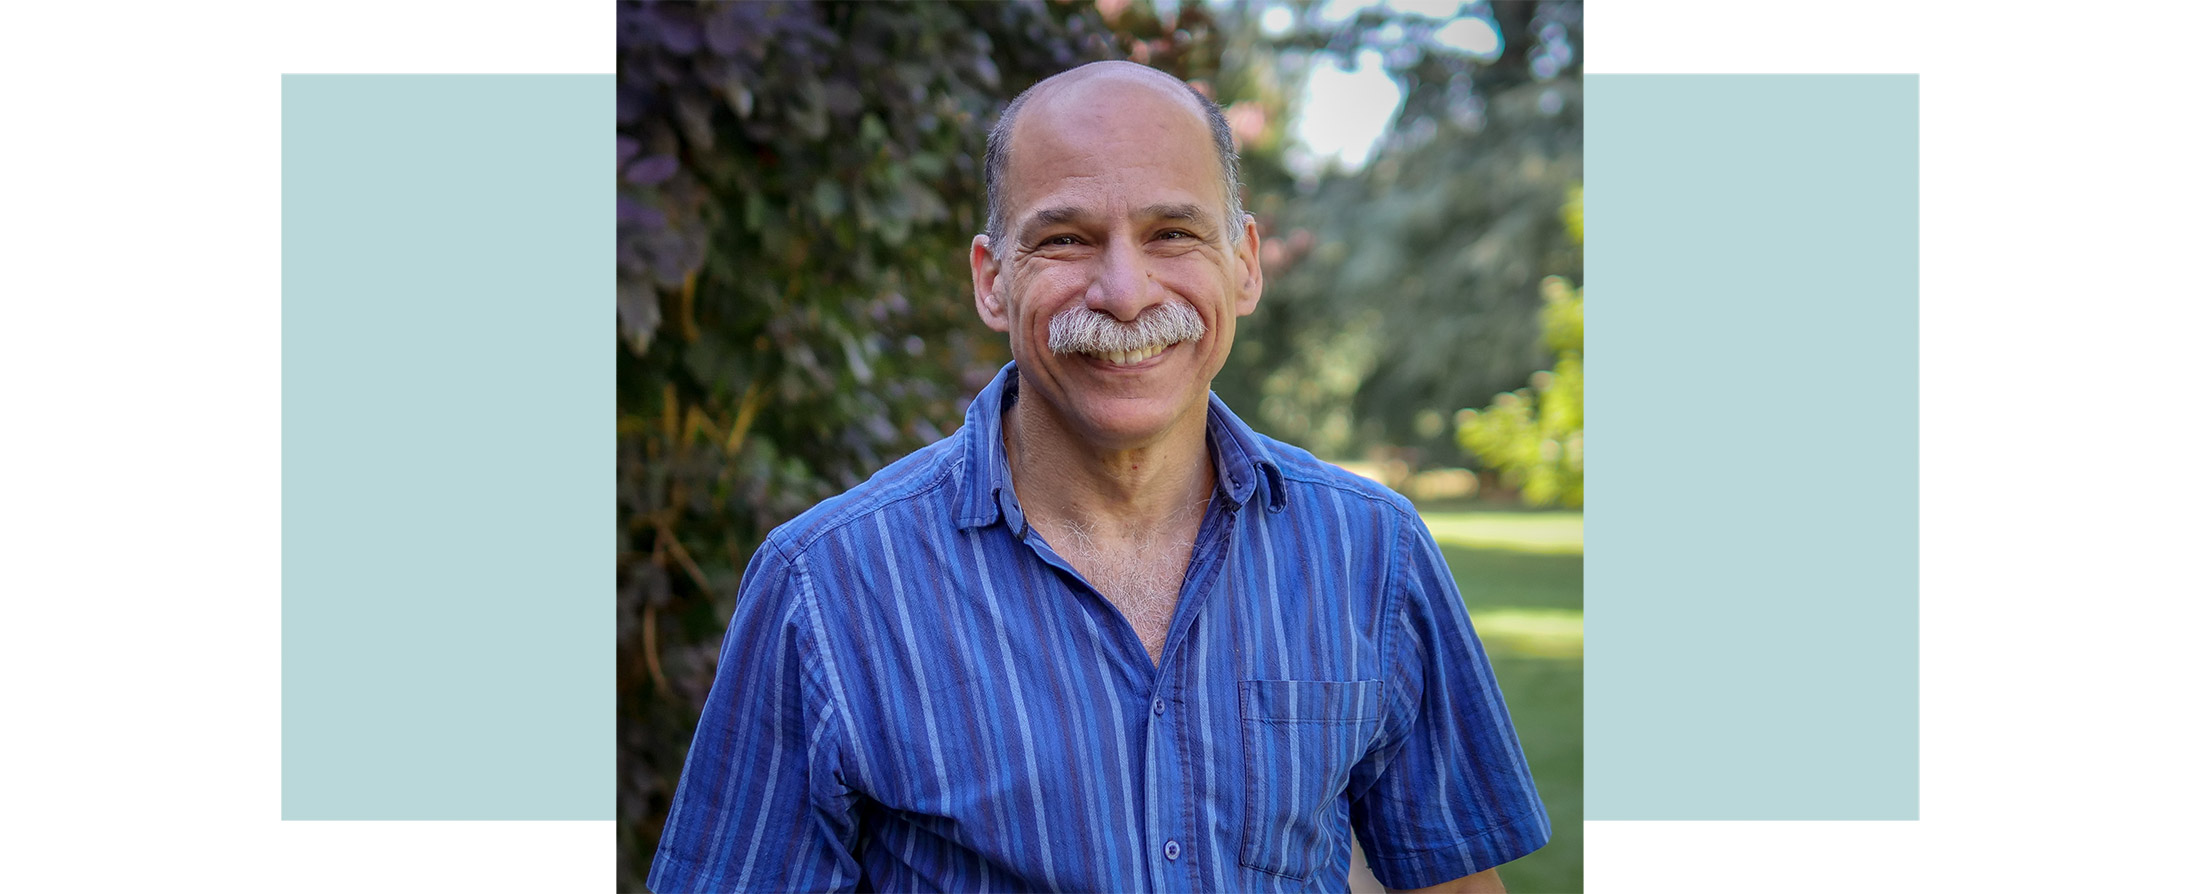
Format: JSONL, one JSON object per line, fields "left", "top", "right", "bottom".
{"left": 1237, "top": 679, "right": 1385, "bottom": 881}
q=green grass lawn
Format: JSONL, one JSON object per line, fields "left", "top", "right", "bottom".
{"left": 1423, "top": 510, "right": 1582, "bottom": 894}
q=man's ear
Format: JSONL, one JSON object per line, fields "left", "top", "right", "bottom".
{"left": 1232, "top": 214, "right": 1264, "bottom": 317}
{"left": 972, "top": 234, "right": 1011, "bottom": 332}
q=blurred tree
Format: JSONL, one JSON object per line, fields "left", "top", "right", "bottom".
{"left": 1212, "top": 0, "right": 1584, "bottom": 467}
{"left": 1456, "top": 184, "right": 1584, "bottom": 508}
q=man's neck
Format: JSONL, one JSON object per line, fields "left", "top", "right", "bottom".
{"left": 1002, "top": 395, "right": 1215, "bottom": 544}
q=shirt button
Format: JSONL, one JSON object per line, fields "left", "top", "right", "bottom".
{"left": 1164, "top": 839, "right": 1181, "bottom": 861}
{"left": 1152, "top": 698, "right": 1164, "bottom": 716}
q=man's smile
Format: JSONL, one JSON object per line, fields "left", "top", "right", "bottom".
{"left": 1079, "top": 340, "right": 1178, "bottom": 369}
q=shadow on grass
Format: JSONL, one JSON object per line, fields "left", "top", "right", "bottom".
{"left": 1448, "top": 544, "right": 1583, "bottom": 613}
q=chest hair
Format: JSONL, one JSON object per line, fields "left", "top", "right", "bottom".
{"left": 1037, "top": 501, "right": 1207, "bottom": 664}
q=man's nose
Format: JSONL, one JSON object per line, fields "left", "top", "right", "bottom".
{"left": 1084, "top": 239, "right": 1164, "bottom": 321}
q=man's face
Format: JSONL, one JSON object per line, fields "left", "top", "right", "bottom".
{"left": 972, "top": 72, "right": 1263, "bottom": 452}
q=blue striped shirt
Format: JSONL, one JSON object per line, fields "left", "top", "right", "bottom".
{"left": 649, "top": 363, "right": 1548, "bottom": 893}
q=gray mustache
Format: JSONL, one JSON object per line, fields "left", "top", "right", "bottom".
{"left": 1047, "top": 302, "right": 1207, "bottom": 355}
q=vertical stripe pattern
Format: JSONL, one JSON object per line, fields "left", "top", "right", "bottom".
{"left": 648, "top": 363, "right": 1549, "bottom": 893}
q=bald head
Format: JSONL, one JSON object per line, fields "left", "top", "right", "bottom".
{"left": 982, "top": 61, "right": 1246, "bottom": 248}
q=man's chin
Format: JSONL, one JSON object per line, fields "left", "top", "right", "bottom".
{"left": 1059, "top": 395, "right": 1209, "bottom": 451}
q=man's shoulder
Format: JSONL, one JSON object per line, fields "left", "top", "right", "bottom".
{"left": 1248, "top": 430, "right": 1421, "bottom": 524}
{"left": 761, "top": 431, "right": 965, "bottom": 559}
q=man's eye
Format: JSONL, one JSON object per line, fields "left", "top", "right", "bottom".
{"left": 1156, "top": 229, "right": 1194, "bottom": 241}
{"left": 1043, "top": 235, "right": 1081, "bottom": 246}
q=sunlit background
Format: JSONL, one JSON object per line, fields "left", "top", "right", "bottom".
{"left": 616, "top": 1, "right": 1582, "bottom": 890}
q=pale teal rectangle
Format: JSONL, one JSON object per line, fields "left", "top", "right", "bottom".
{"left": 282, "top": 75, "right": 612, "bottom": 819}
{"left": 1584, "top": 75, "right": 1919, "bottom": 819}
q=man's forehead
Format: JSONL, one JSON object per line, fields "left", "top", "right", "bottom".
{"left": 998, "top": 64, "right": 1222, "bottom": 227}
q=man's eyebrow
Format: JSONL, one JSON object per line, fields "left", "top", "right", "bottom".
{"left": 1141, "top": 203, "right": 1215, "bottom": 228}
{"left": 1015, "top": 203, "right": 1217, "bottom": 242}
{"left": 1018, "top": 206, "right": 1090, "bottom": 242}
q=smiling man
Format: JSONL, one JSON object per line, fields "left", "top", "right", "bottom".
{"left": 648, "top": 61, "right": 1548, "bottom": 894}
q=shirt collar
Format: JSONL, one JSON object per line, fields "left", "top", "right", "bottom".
{"left": 954, "top": 361, "right": 1286, "bottom": 532}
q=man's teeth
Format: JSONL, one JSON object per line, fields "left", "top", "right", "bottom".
{"left": 1093, "top": 345, "right": 1167, "bottom": 365}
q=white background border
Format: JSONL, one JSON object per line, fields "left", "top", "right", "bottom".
{"left": 4, "top": 1, "right": 2192, "bottom": 890}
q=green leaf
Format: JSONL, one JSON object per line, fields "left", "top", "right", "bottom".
{"left": 812, "top": 180, "right": 845, "bottom": 217}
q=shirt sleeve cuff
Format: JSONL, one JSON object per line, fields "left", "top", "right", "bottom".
{"left": 1361, "top": 811, "right": 1554, "bottom": 890}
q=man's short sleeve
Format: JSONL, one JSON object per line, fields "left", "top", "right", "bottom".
{"left": 1347, "top": 515, "right": 1551, "bottom": 889}
{"left": 647, "top": 540, "right": 861, "bottom": 894}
